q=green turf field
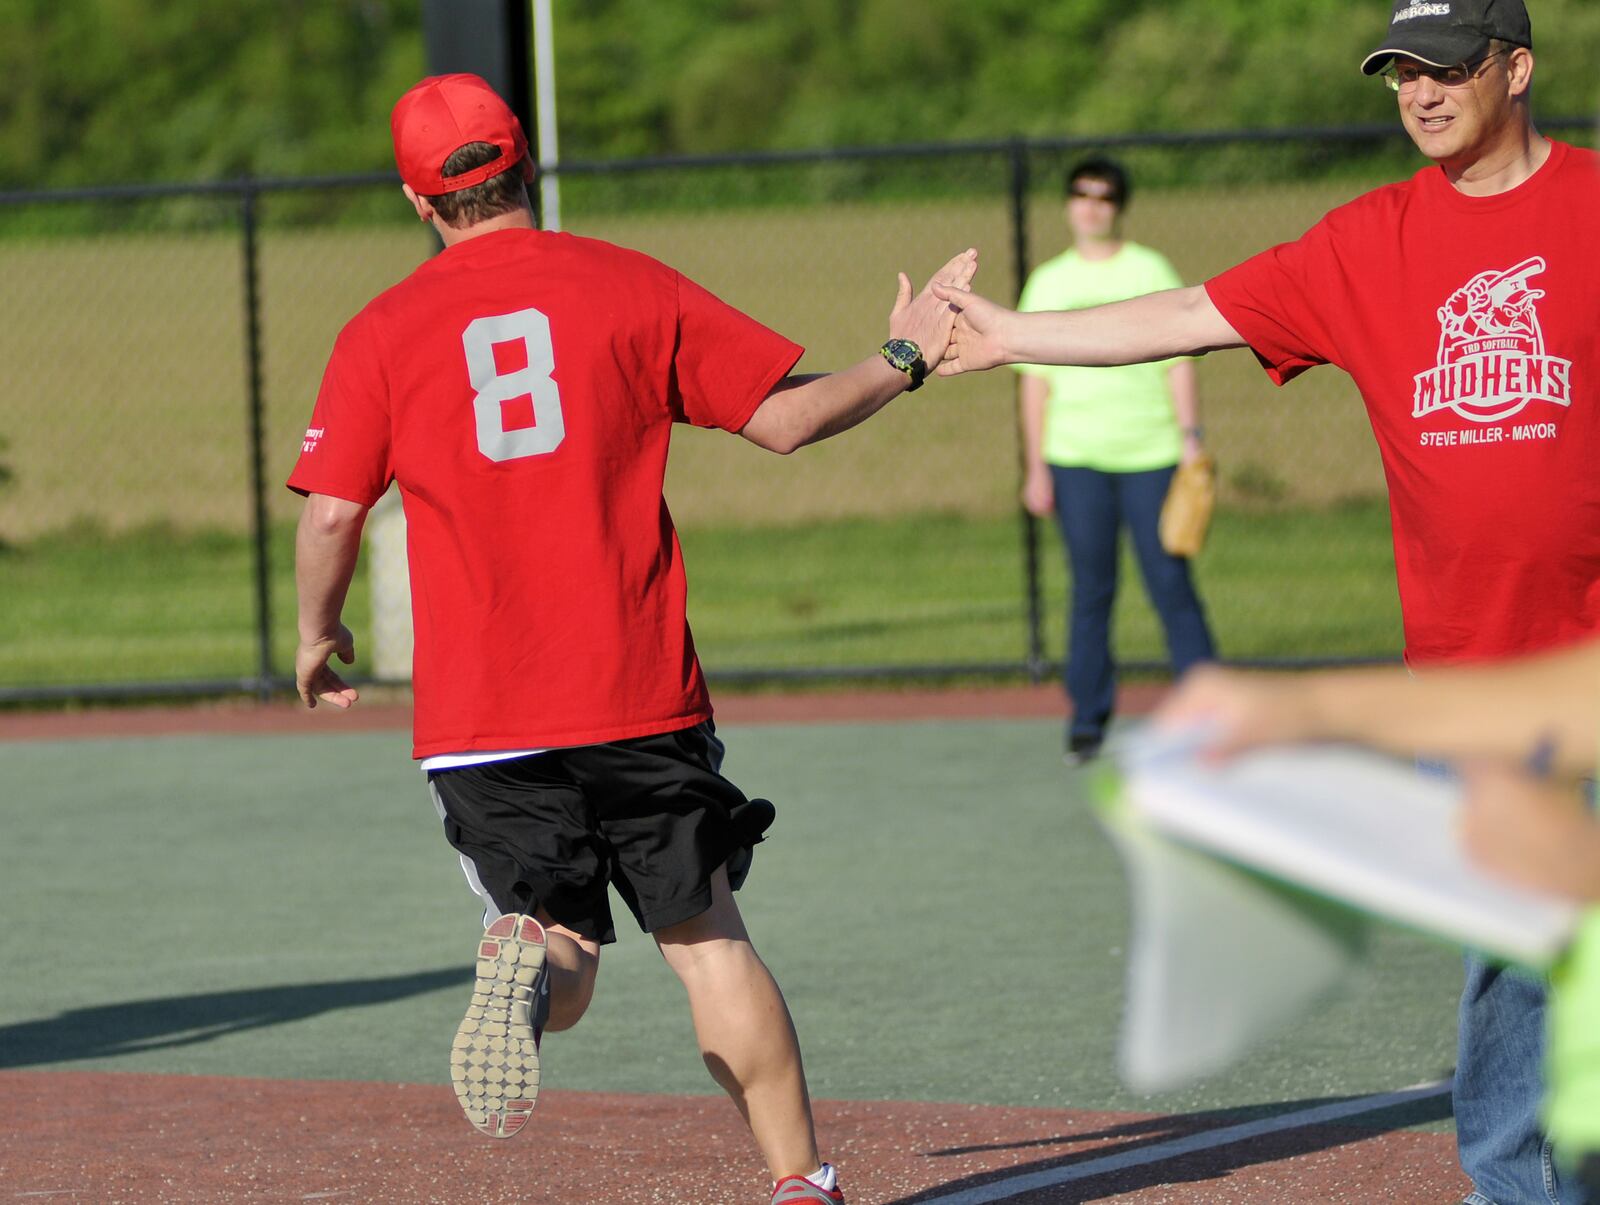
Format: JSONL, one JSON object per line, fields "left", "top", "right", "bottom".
{"left": 0, "top": 718, "right": 1460, "bottom": 1121}
{"left": 0, "top": 504, "right": 1401, "bottom": 687}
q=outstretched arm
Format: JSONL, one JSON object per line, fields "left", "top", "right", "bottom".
{"left": 1155, "top": 639, "right": 1600, "bottom": 778}
{"left": 739, "top": 248, "right": 977, "bottom": 454}
{"left": 294, "top": 492, "right": 368, "bottom": 709}
{"left": 932, "top": 282, "right": 1245, "bottom": 376}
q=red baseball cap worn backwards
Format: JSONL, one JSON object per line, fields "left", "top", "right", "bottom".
{"left": 391, "top": 73, "right": 531, "bottom": 195}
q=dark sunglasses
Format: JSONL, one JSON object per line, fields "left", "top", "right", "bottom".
{"left": 1068, "top": 187, "right": 1123, "bottom": 204}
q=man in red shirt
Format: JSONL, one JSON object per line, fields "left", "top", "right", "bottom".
{"left": 932, "top": 1, "right": 1596, "bottom": 1202}
{"left": 290, "top": 73, "right": 975, "bottom": 1205}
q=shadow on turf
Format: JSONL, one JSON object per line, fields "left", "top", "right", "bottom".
{"left": 0, "top": 966, "right": 471, "bottom": 1068}
{"left": 889, "top": 1093, "right": 1455, "bottom": 1203}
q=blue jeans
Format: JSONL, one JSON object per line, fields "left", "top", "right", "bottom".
{"left": 1050, "top": 463, "right": 1215, "bottom": 740}
{"left": 1457, "top": 954, "right": 1586, "bottom": 1204}
{"left": 1419, "top": 753, "right": 1586, "bottom": 1205}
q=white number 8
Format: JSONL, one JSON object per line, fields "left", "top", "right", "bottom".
{"left": 462, "top": 307, "right": 565, "bottom": 462}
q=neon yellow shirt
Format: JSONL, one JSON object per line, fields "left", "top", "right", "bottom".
{"left": 1548, "top": 907, "right": 1600, "bottom": 1163}
{"left": 1015, "top": 242, "right": 1185, "bottom": 472}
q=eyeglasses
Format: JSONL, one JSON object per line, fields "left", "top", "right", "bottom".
{"left": 1381, "top": 51, "right": 1509, "bottom": 91}
{"left": 1068, "top": 187, "right": 1121, "bottom": 205}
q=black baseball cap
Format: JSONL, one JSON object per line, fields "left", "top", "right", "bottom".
{"left": 1360, "top": 0, "right": 1532, "bottom": 75}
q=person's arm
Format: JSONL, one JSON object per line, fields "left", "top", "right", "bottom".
{"left": 1167, "top": 359, "right": 1205, "bottom": 466}
{"left": 1018, "top": 373, "right": 1054, "bottom": 517}
{"left": 1156, "top": 639, "right": 1600, "bottom": 777}
{"left": 294, "top": 492, "right": 368, "bottom": 709}
{"left": 931, "top": 283, "right": 1245, "bottom": 376}
{"left": 739, "top": 248, "right": 977, "bottom": 454}
{"left": 737, "top": 358, "right": 915, "bottom": 455}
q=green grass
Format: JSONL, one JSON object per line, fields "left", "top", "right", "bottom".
{"left": 0, "top": 504, "right": 1401, "bottom": 690}
{"left": 685, "top": 500, "right": 1402, "bottom": 670}
{"left": 0, "top": 519, "right": 365, "bottom": 688}
{"left": 0, "top": 179, "right": 1404, "bottom": 697}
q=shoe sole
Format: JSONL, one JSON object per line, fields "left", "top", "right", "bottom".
{"left": 451, "top": 913, "right": 546, "bottom": 1139}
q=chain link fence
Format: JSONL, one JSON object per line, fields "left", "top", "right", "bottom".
{"left": 1, "top": 123, "right": 1592, "bottom": 702}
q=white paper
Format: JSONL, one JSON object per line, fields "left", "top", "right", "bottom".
{"left": 1099, "top": 802, "right": 1367, "bottom": 1092}
{"left": 1096, "top": 727, "right": 1584, "bottom": 1091}
{"left": 1116, "top": 727, "right": 1581, "bottom": 968}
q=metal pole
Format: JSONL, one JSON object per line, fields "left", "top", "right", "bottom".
{"left": 1009, "top": 140, "right": 1046, "bottom": 683}
{"left": 239, "top": 181, "right": 274, "bottom": 700}
{"left": 532, "top": 0, "right": 561, "bottom": 231}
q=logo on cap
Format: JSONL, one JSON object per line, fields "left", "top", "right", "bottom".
{"left": 1393, "top": 2, "right": 1452, "bottom": 20}
{"left": 1361, "top": 0, "right": 1531, "bottom": 75}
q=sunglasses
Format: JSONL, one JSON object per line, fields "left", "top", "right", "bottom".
{"left": 1381, "top": 50, "right": 1510, "bottom": 91}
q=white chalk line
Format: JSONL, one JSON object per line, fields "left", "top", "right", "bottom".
{"left": 912, "top": 1077, "right": 1452, "bottom": 1204}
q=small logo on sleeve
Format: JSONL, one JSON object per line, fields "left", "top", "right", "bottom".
{"left": 1412, "top": 257, "right": 1573, "bottom": 427}
{"left": 302, "top": 426, "right": 325, "bottom": 454}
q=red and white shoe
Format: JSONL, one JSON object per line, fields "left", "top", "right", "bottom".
{"left": 451, "top": 913, "right": 548, "bottom": 1139}
{"left": 771, "top": 1168, "right": 846, "bottom": 1203}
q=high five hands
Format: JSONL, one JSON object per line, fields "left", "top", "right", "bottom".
{"left": 930, "top": 279, "right": 1010, "bottom": 376}
{"left": 889, "top": 248, "right": 979, "bottom": 371}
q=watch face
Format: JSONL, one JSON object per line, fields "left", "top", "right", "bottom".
{"left": 883, "top": 339, "right": 919, "bottom": 371}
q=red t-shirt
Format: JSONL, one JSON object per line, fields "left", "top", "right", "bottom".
{"left": 288, "top": 228, "right": 803, "bottom": 757}
{"left": 1207, "top": 141, "right": 1600, "bottom": 665}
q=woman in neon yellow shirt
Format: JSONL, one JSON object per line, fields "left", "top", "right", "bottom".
{"left": 1016, "top": 157, "right": 1216, "bottom": 764}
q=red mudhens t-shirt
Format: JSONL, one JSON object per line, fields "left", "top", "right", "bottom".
{"left": 1207, "top": 141, "right": 1600, "bottom": 665}
{"left": 288, "top": 228, "right": 803, "bottom": 757}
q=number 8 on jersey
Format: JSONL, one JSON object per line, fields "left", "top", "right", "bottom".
{"left": 463, "top": 307, "right": 565, "bottom": 463}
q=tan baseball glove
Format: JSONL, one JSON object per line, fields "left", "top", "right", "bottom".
{"left": 1159, "top": 454, "right": 1216, "bottom": 558}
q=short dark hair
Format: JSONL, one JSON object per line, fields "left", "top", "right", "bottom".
{"left": 1065, "top": 156, "right": 1131, "bottom": 209}
{"left": 425, "top": 142, "right": 531, "bottom": 228}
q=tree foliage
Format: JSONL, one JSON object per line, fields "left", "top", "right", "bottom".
{"left": 553, "top": 0, "right": 1599, "bottom": 157}
{"left": 0, "top": 0, "right": 421, "bottom": 188}
{"left": 0, "top": 0, "right": 1596, "bottom": 189}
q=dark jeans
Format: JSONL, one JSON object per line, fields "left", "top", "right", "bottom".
{"left": 1050, "top": 463, "right": 1216, "bottom": 740}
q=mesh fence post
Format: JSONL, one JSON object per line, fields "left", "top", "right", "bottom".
{"left": 239, "top": 179, "right": 274, "bottom": 700}
{"left": 1009, "top": 139, "right": 1047, "bottom": 684}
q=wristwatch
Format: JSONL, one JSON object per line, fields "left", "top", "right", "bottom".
{"left": 880, "top": 338, "right": 926, "bottom": 391}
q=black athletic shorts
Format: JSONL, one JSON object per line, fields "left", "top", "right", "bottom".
{"left": 426, "top": 721, "right": 769, "bottom": 944}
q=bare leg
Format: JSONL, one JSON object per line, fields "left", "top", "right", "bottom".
{"left": 533, "top": 913, "right": 600, "bottom": 1033}
{"left": 654, "top": 867, "right": 821, "bottom": 1180}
